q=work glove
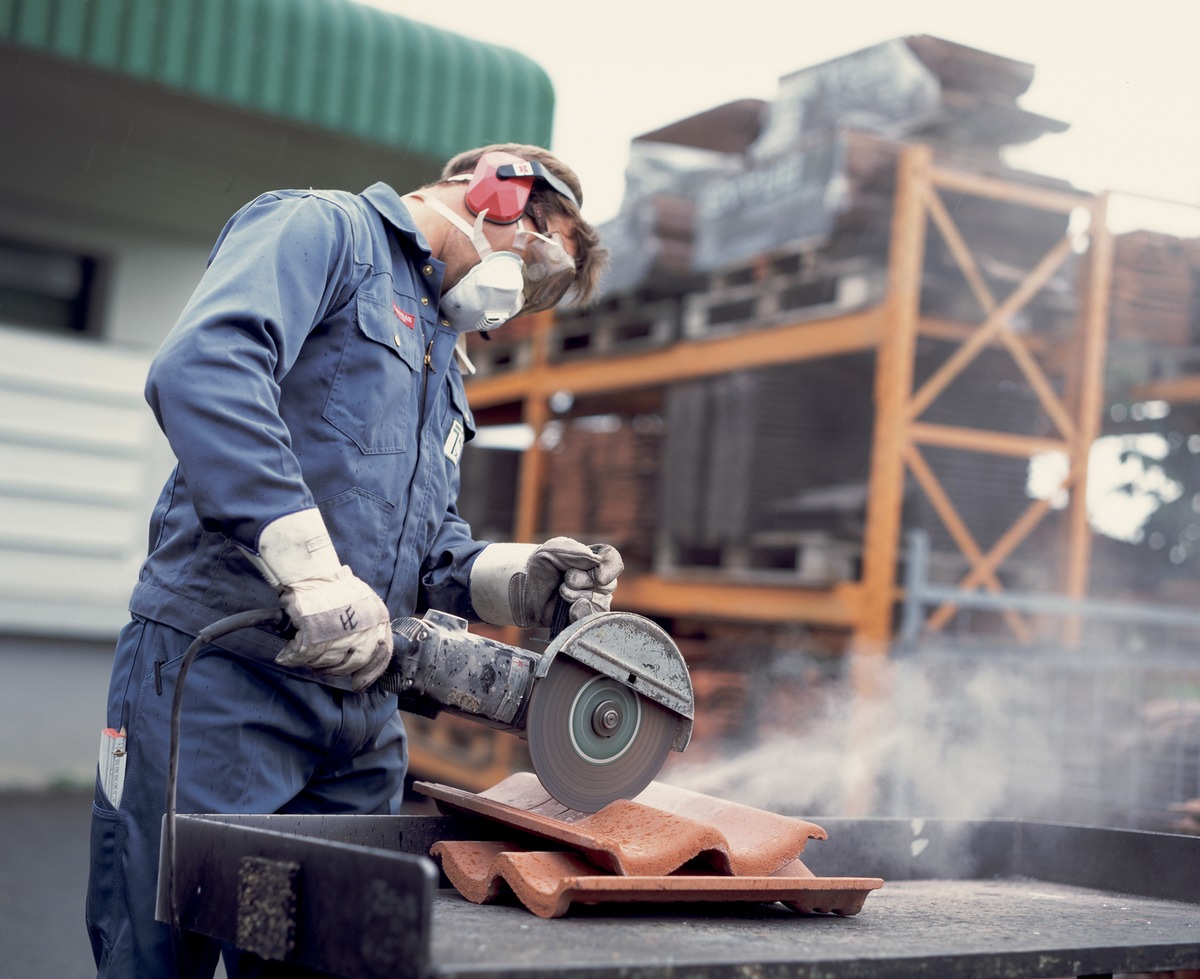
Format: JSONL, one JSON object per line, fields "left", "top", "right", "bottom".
{"left": 470, "top": 537, "right": 624, "bottom": 629}
{"left": 242, "top": 509, "right": 392, "bottom": 691}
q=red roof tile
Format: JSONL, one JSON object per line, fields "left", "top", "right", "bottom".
{"left": 431, "top": 840, "right": 883, "bottom": 918}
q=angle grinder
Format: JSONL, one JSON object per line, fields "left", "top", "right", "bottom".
{"left": 161, "top": 604, "right": 693, "bottom": 937}
{"left": 379, "top": 608, "right": 694, "bottom": 812}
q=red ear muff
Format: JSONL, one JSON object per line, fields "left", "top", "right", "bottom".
{"left": 464, "top": 151, "right": 533, "bottom": 224}
{"left": 464, "top": 151, "right": 581, "bottom": 224}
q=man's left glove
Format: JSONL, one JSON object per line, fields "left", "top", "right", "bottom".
{"left": 470, "top": 536, "right": 624, "bottom": 629}
{"left": 241, "top": 509, "right": 392, "bottom": 691}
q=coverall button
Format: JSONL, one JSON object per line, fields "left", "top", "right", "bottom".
{"left": 420, "top": 296, "right": 430, "bottom": 306}
{"left": 422, "top": 264, "right": 434, "bottom": 275}
{"left": 394, "top": 334, "right": 402, "bottom": 345}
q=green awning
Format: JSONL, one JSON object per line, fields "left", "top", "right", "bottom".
{"left": 0, "top": 0, "right": 556, "bottom": 157}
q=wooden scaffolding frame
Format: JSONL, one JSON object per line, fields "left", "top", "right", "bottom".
{"left": 462, "top": 143, "right": 1114, "bottom": 656}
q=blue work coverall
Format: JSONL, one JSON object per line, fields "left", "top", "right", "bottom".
{"left": 87, "top": 183, "right": 484, "bottom": 976}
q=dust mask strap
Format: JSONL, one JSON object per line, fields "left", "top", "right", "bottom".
{"left": 406, "top": 192, "right": 526, "bottom": 335}
{"left": 409, "top": 193, "right": 493, "bottom": 258}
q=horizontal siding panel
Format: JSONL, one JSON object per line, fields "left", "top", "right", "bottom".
{"left": 0, "top": 596, "right": 132, "bottom": 638}
{"left": 0, "top": 325, "right": 151, "bottom": 403}
{"left": 0, "top": 387, "right": 147, "bottom": 453}
{"left": 0, "top": 442, "right": 144, "bottom": 503}
{"left": 0, "top": 327, "right": 159, "bottom": 636}
{"left": 0, "top": 496, "right": 138, "bottom": 555}
{"left": 0, "top": 547, "right": 138, "bottom": 605}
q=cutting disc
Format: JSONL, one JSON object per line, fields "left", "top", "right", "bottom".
{"left": 527, "top": 655, "right": 676, "bottom": 812}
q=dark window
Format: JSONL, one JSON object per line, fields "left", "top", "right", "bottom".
{"left": 0, "top": 238, "right": 103, "bottom": 337}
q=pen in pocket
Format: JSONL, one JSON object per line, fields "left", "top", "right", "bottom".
{"left": 98, "top": 726, "right": 127, "bottom": 809}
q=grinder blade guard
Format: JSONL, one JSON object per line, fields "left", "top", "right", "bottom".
{"left": 382, "top": 610, "right": 694, "bottom": 810}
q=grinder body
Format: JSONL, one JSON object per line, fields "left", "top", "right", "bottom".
{"left": 381, "top": 610, "right": 539, "bottom": 730}
{"left": 378, "top": 609, "right": 694, "bottom": 810}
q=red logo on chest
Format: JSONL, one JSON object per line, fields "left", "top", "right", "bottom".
{"left": 393, "top": 304, "right": 415, "bottom": 329}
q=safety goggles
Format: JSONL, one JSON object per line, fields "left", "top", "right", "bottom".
{"left": 511, "top": 215, "right": 577, "bottom": 313}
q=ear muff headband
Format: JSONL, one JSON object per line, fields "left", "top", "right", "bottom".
{"left": 464, "top": 151, "right": 580, "bottom": 224}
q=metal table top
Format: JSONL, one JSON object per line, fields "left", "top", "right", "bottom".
{"left": 165, "top": 813, "right": 1200, "bottom": 979}
{"left": 428, "top": 877, "right": 1199, "bottom": 978}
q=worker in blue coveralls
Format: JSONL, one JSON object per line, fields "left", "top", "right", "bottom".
{"left": 87, "top": 143, "right": 619, "bottom": 978}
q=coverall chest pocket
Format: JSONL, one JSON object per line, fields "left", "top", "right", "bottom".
{"left": 322, "top": 291, "right": 424, "bottom": 454}
{"left": 445, "top": 369, "right": 477, "bottom": 447}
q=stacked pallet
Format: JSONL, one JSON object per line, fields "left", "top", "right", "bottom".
{"left": 751, "top": 34, "right": 1063, "bottom": 164}
{"left": 551, "top": 293, "right": 682, "bottom": 362}
{"left": 688, "top": 35, "right": 1067, "bottom": 280}
{"left": 586, "top": 35, "right": 1077, "bottom": 347}
{"left": 660, "top": 355, "right": 875, "bottom": 580}
{"left": 458, "top": 36, "right": 1085, "bottom": 592}
{"left": 596, "top": 113, "right": 756, "bottom": 299}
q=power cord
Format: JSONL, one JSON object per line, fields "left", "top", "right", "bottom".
{"left": 164, "top": 607, "right": 286, "bottom": 944}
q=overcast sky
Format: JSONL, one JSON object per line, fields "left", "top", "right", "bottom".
{"left": 360, "top": 0, "right": 1200, "bottom": 236}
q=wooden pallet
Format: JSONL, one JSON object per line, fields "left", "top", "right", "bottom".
{"left": 682, "top": 256, "right": 885, "bottom": 339}
{"left": 465, "top": 335, "right": 535, "bottom": 377}
{"left": 656, "top": 531, "right": 860, "bottom": 586}
{"left": 550, "top": 295, "right": 682, "bottom": 361}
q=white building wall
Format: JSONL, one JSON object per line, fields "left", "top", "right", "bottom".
{"left": 0, "top": 325, "right": 164, "bottom": 637}
{"left": 0, "top": 207, "right": 211, "bottom": 786}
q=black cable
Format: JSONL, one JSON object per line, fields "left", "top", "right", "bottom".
{"left": 164, "top": 606, "right": 286, "bottom": 944}
{"left": 549, "top": 594, "right": 572, "bottom": 640}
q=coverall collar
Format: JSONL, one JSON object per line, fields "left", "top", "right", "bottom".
{"left": 362, "top": 181, "right": 440, "bottom": 265}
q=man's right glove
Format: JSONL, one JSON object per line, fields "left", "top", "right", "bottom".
{"left": 470, "top": 536, "right": 624, "bottom": 629}
{"left": 241, "top": 508, "right": 392, "bottom": 691}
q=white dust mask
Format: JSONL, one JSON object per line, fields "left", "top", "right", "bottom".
{"left": 440, "top": 251, "right": 525, "bottom": 333}
{"left": 411, "top": 193, "right": 526, "bottom": 334}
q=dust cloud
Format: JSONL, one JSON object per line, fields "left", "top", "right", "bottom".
{"left": 664, "top": 639, "right": 1200, "bottom": 832}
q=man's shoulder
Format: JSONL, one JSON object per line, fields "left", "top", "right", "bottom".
{"left": 258, "top": 187, "right": 372, "bottom": 220}
{"left": 270, "top": 185, "right": 416, "bottom": 243}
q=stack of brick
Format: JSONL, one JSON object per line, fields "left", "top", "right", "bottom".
{"left": 541, "top": 417, "right": 662, "bottom": 570}
{"left": 1110, "top": 230, "right": 1200, "bottom": 349}
{"left": 617, "top": 35, "right": 1072, "bottom": 288}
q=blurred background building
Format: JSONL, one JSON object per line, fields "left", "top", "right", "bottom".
{"left": 3, "top": 2, "right": 1200, "bottom": 838}
{"left": 0, "top": 0, "right": 554, "bottom": 785}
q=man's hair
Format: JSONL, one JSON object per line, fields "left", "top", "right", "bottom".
{"left": 438, "top": 144, "right": 607, "bottom": 305}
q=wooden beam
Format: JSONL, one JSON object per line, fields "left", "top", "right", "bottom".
{"left": 1061, "top": 194, "right": 1113, "bottom": 645}
{"left": 918, "top": 316, "right": 1049, "bottom": 353}
{"left": 905, "top": 442, "right": 1032, "bottom": 642}
{"left": 907, "top": 233, "right": 1076, "bottom": 421}
{"left": 1129, "top": 375, "right": 1200, "bottom": 405}
{"left": 910, "top": 421, "right": 1068, "bottom": 458}
{"left": 858, "top": 144, "right": 930, "bottom": 649}
{"left": 613, "top": 574, "right": 865, "bottom": 628}
{"left": 923, "top": 183, "right": 998, "bottom": 315}
{"left": 511, "top": 312, "right": 554, "bottom": 544}
{"left": 930, "top": 165, "right": 1092, "bottom": 214}
{"left": 464, "top": 307, "right": 884, "bottom": 409}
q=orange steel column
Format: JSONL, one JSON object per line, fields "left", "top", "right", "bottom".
{"left": 856, "top": 144, "right": 930, "bottom": 656}
{"left": 843, "top": 146, "right": 928, "bottom": 816}
{"left": 512, "top": 311, "right": 555, "bottom": 543}
{"left": 1061, "top": 193, "right": 1113, "bottom": 645}
{"left": 497, "top": 312, "right": 553, "bottom": 649}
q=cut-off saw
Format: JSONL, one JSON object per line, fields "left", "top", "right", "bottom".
{"left": 379, "top": 609, "right": 694, "bottom": 812}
